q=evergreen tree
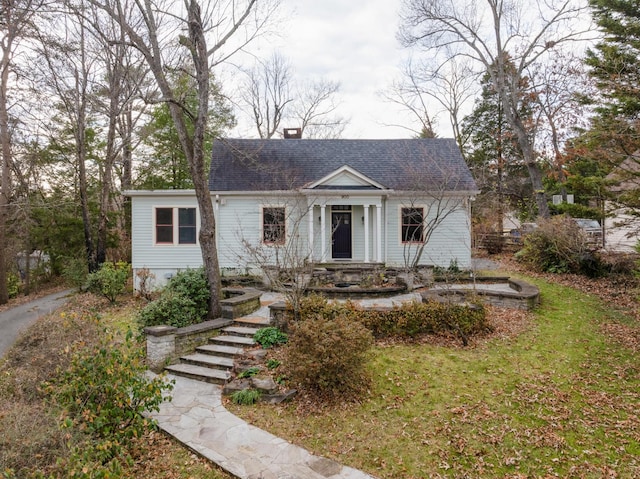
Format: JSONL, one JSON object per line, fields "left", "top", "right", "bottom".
{"left": 582, "top": 0, "right": 640, "bottom": 166}
{"left": 462, "top": 67, "right": 534, "bottom": 230}
{"left": 137, "top": 74, "right": 234, "bottom": 190}
{"left": 565, "top": 0, "right": 640, "bottom": 222}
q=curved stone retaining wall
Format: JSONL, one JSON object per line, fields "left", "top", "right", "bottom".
{"left": 421, "top": 277, "right": 540, "bottom": 310}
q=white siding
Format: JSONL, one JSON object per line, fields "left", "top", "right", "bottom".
{"left": 605, "top": 203, "right": 640, "bottom": 252}
{"left": 216, "top": 195, "right": 311, "bottom": 273}
{"left": 384, "top": 197, "right": 472, "bottom": 269}
{"left": 130, "top": 195, "right": 204, "bottom": 289}
{"left": 130, "top": 190, "right": 473, "bottom": 290}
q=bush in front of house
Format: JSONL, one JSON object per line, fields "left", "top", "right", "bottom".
{"left": 516, "top": 215, "right": 606, "bottom": 277}
{"left": 357, "top": 299, "right": 488, "bottom": 342}
{"left": 138, "top": 267, "right": 210, "bottom": 328}
{"left": 292, "top": 295, "right": 489, "bottom": 343}
{"left": 284, "top": 313, "right": 374, "bottom": 400}
{"left": 86, "top": 261, "right": 130, "bottom": 303}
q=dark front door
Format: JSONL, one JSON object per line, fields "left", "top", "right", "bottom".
{"left": 332, "top": 211, "right": 352, "bottom": 259}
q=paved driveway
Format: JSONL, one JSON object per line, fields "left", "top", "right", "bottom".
{"left": 0, "top": 289, "right": 73, "bottom": 359}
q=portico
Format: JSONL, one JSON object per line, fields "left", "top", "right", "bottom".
{"left": 306, "top": 195, "right": 385, "bottom": 263}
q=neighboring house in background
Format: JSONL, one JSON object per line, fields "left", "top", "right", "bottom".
{"left": 604, "top": 153, "right": 640, "bottom": 252}
{"left": 127, "top": 133, "right": 479, "bottom": 290}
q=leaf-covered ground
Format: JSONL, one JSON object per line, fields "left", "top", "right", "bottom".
{"left": 229, "top": 260, "right": 640, "bottom": 478}
{"left": 0, "top": 291, "right": 233, "bottom": 479}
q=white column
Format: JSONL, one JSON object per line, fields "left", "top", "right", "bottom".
{"left": 363, "top": 204, "right": 370, "bottom": 263}
{"left": 376, "top": 204, "right": 382, "bottom": 263}
{"left": 320, "top": 205, "right": 327, "bottom": 262}
{"left": 308, "top": 205, "right": 314, "bottom": 261}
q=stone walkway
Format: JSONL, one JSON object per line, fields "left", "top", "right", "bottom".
{"left": 149, "top": 290, "right": 385, "bottom": 479}
{"left": 150, "top": 374, "right": 375, "bottom": 479}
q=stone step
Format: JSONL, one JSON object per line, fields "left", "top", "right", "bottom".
{"left": 222, "top": 325, "right": 260, "bottom": 337}
{"left": 234, "top": 316, "right": 271, "bottom": 327}
{"left": 180, "top": 353, "right": 234, "bottom": 370}
{"left": 210, "top": 334, "right": 255, "bottom": 347}
{"left": 196, "top": 343, "right": 245, "bottom": 358}
{"left": 165, "top": 363, "right": 231, "bottom": 385}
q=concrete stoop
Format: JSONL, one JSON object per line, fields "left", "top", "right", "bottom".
{"left": 165, "top": 316, "right": 270, "bottom": 385}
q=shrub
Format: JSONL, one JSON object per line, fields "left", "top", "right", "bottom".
{"left": 237, "top": 366, "right": 261, "bottom": 378}
{"left": 231, "top": 389, "right": 261, "bottom": 405}
{"left": 135, "top": 267, "right": 156, "bottom": 300}
{"left": 7, "top": 272, "right": 20, "bottom": 298}
{"left": 138, "top": 291, "right": 201, "bottom": 328}
{"left": 137, "top": 267, "right": 210, "bottom": 329}
{"left": 62, "top": 257, "right": 89, "bottom": 290}
{"left": 86, "top": 261, "right": 130, "bottom": 303}
{"left": 164, "top": 268, "right": 209, "bottom": 318}
{"left": 50, "top": 330, "right": 173, "bottom": 470}
{"left": 516, "top": 216, "right": 605, "bottom": 277}
{"left": 284, "top": 314, "right": 373, "bottom": 399}
{"left": 292, "top": 295, "right": 488, "bottom": 344}
{"left": 253, "top": 327, "right": 288, "bottom": 349}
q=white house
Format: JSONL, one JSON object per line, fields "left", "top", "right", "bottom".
{"left": 126, "top": 135, "right": 479, "bottom": 290}
{"left": 604, "top": 153, "right": 640, "bottom": 252}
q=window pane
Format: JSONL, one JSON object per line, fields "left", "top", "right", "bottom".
{"left": 156, "top": 208, "right": 173, "bottom": 243}
{"left": 157, "top": 226, "right": 173, "bottom": 243}
{"left": 156, "top": 208, "right": 173, "bottom": 225}
{"left": 178, "top": 207, "right": 196, "bottom": 244}
{"left": 401, "top": 207, "right": 423, "bottom": 243}
{"left": 178, "top": 208, "right": 195, "bottom": 226}
{"left": 263, "top": 207, "right": 285, "bottom": 243}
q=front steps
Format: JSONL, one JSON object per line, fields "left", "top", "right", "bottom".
{"left": 165, "top": 316, "right": 270, "bottom": 384}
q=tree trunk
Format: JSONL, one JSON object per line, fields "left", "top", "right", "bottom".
{"left": 151, "top": 1, "right": 222, "bottom": 318}
{"left": 97, "top": 85, "right": 118, "bottom": 266}
{"left": 0, "top": 43, "right": 12, "bottom": 304}
{"left": 0, "top": 76, "right": 10, "bottom": 304}
{"left": 120, "top": 105, "right": 133, "bottom": 255}
{"left": 188, "top": 0, "right": 222, "bottom": 318}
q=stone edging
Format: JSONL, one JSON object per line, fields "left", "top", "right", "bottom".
{"left": 421, "top": 277, "right": 540, "bottom": 310}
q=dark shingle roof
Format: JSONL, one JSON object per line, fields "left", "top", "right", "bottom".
{"left": 208, "top": 138, "right": 477, "bottom": 193}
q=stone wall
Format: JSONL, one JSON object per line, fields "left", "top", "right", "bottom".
{"left": 145, "top": 318, "right": 232, "bottom": 372}
{"left": 421, "top": 278, "right": 540, "bottom": 310}
{"left": 145, "top": 288, "right": 262, "bottom": 372}
{"left": 221, "top": 288, "right": 262, "bottom": 319}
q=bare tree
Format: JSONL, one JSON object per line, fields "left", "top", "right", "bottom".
{"left": 383, "top": 57, "right": 477, "bottom": 141}
{"left": 84, "top": 4, "right": 153, "bottom": 265}
{"left": 237, "top": 196, "right": 314, "bottom": 320}
{"left": 35, "top": 5, "right": 101, "bottom": 272}
{"left": 399, "top": 0, "right": 594, "bottom": 218}
{"left": 89, "top": 0, "right": 278, "bottom": 317}
{"left": 398, "top": 152, "right": 471, "bottom": 271}
{"left": 527, "top": 53, "right": 592, "bottom": 187}
{"left": 240, "top": 52, "right": 347, "bottom": 139}
{"left": 241, "top": 52, "right": 293, "bottom": 139}
{"left": 0, "top": 0, "right": 45, "bottom": 303}
{"left": 292, "top": 78, "right": 346, "bottom": 139}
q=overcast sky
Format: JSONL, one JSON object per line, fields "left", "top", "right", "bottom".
{"left": 229, "top": 0, "right": 424, "bottom": 140}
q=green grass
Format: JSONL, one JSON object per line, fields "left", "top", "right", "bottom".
{"left": 228, "top": 277, "right": 640, "bottom": 478}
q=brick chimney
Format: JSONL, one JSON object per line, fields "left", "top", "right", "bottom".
{"left": 283, "top": 127, "right": 302, "bottom": 139}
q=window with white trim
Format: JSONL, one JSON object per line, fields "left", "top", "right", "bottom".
{"left": 263, "top": 207, "right": 285, "bottom": 244}
{"left": 155, "top": 207, "right": 197, "bottom": 245}
{"left": 401, "top": 207, "right": 424, "bottom": 243}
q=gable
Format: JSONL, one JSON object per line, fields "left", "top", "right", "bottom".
{"left": 306, "top": 165, "right": 386, "bottom": 190}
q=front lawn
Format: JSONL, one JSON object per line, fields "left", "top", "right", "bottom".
{"left": 228, "top": 277, "right": 640, "bottom": 478}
